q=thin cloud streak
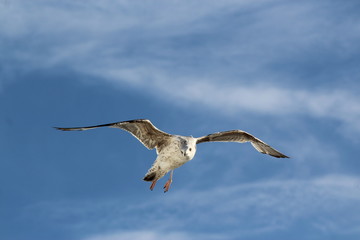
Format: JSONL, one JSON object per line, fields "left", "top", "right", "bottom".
{"left": 83, "top": 230, "right": 224, "bottom": 240}
{"left": 27, "top": 175, "right": 360, "bottom": 238}
{"left": 97, "top": 70, "right": 360, "bottom": 134}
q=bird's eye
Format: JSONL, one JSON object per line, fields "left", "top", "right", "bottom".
{"left": 189, "top": 148, "right": 192, "bottom": 151}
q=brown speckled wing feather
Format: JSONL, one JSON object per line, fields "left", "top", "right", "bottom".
{"left": 196, "top": 130, "right": 289, "bottom": 158}
{"left": 55, "top": 119, "right": 172, "bottom": 150}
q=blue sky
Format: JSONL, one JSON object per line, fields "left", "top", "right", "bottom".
{"left": 1, "top": 0, "right": 360, "bottom": 239}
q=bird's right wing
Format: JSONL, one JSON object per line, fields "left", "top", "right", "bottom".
{"left": 196, "top": 130, "right": 289, "bottom": 158}
{"left": 55, "top": 119, "right": 172, "bottom": 150}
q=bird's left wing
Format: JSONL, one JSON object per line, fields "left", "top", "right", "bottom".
{"left": 55, "top": 119, "right": 172, "bottom": 150}
{"left": 196, "top": 130, "right": 289, "bottom": 158}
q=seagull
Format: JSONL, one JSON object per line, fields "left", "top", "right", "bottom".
{"left": 55, "top": 119, "right": 289, "bottom": 192}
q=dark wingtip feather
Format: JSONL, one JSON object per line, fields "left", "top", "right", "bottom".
{"left": 54, "top": 127, "right": 67, "bottom": 131}
{"left": 273, "top": 153, "right": 290, "bottom": 158}
{"left": 53, "top": 127, "right": 81, "bottom": 131}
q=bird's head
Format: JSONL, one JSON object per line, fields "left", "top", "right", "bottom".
{"left": 182, "top": 137, "right": 197, "bottom": 160}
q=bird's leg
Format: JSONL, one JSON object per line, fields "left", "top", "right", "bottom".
{"left": 150, "top": 180, "right": 157, "bottom": 191}
{"left": 163, "top": 170, "right": 173, "bottom": 193}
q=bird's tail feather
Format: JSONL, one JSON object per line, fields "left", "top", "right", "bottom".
{"left": 143, "top": 172, "right": 157, "bottom": 181}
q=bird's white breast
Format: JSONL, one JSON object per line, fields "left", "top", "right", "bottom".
{"left": 156, "top": 136, "right": 195, "bottom": 171}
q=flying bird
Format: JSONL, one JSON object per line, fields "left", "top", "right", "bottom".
{"left": 55, "top": 119, "right": 289, "bottom": 192}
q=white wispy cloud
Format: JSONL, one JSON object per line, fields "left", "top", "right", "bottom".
{"left": 2, "top": 0, "right": 359, "bottom": 136}
{"left": 82, "top": 230, "right": 223, "bottom": 240}
{"left": 27, "top": 175, "right": 360, "bottom": 239}
{"left": 91, "top": 69, "right": 360, "bottom": 136}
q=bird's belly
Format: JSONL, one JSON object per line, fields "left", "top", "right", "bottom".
{"left": 171, "top": 155, "right": 189, "bottom": 168}
{"left": 155, "top": 136, "right": 196, "bottom": 173}
{"left": 158, "top": 149, "right": 190, "bottom": 171}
